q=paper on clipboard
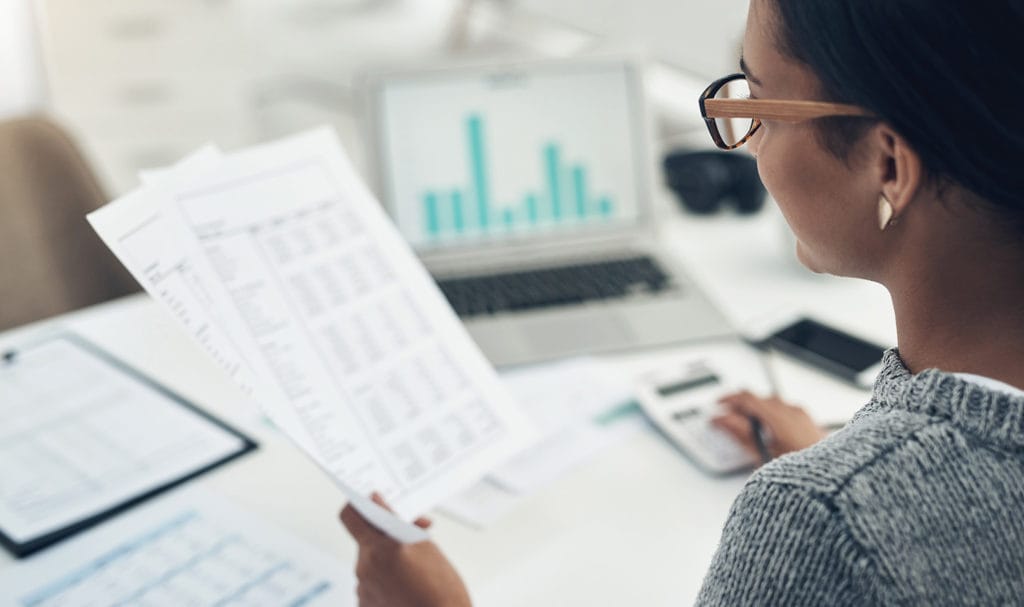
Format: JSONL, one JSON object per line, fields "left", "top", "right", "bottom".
{"left": 0, "top": 336, "right": 255, "bottom": 556}
{"left": 89, "top": 128, "right": 536, "bottom": 543}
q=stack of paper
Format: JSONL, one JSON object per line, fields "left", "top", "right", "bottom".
{"left": 491, "top": 358, "right": 643, "bottom": 493}
{"left": 441, "top": 359, "right": 648, "bottom": 527}
{"left": 0, "top": 489, "right": 355, "bottom": 606}
{"left": 88, "top": 128, "right": 536, "bottom": 542}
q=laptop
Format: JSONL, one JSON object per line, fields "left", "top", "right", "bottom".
{"left": 362, "top": 56, "right": 733, "bottom": 367}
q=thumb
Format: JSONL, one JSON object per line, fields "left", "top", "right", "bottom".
{"left": 370, "top": 491, "right": 432, "bottom": 529}
{"left": 339, "top": 502, "right": 387, "bottom": 546}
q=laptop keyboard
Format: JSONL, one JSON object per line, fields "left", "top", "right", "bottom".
{"left": 437, "top": 256, "right": 676, "bottom": 318}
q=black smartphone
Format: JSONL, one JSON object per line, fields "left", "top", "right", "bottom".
{"left": 759, "top": 317, "right": 887, "bottom": 389}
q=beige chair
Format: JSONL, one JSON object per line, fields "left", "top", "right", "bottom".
{"left": 0, "top": 117, "right": 138, "bottom": 331}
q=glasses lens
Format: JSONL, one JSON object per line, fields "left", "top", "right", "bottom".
{"left": 713, "top": 78, "right": 755, "bottom": 147}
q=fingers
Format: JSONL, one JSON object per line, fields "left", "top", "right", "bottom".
{"left": 371, "top": 492, "right": 432, "bottom": 529}
{"left": 712, "top": 412, "right": 754, "bottom": 441}
{"left": 719, "top": 391, "right": 798, "bottom": 426}
{"left": 711, "top": 413, "right": 760, "bottom": 458}
{"left": 414, "top": 517, "right": 433, "bottom": 529}
{"left": 340, "top": 503, "right": 387, "bottom": 546}
{"left": 342, "top": 492, "right": 432, "bottom": 546}
{"left": 718, "top": 390, "right": 771, "bottom": 416}
{"left": 370, "top": 492, "right": 392, "bottom": 511}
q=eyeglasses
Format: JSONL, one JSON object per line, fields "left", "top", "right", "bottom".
{"left": 699, "top": 73, "right": 874, "bottom": 150}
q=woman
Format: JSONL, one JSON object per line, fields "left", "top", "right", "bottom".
{"left": 340, "top": 0, "right": 1024, "bottom": 603}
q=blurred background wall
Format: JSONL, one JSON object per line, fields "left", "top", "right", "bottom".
{"left": 3, "top": 0, "right": 748, "bottom": 195}
{"left": 0, "top": 0, "right": 47, "bottom": 118}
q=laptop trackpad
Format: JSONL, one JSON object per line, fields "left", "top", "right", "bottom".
{"left": 521, "top": 312, "right": 634, "bottom": 355}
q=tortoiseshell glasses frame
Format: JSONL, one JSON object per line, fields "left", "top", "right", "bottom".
{"left": 699, "top": 73, "right": 875, "bottom": 150}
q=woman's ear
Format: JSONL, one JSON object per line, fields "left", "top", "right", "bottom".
{"left": 874, "top": 124, "right": 925, "bottom": 217}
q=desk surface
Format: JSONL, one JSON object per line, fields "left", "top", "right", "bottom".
{"left": 0, "top": 201, "right": 895, "bottom": 605}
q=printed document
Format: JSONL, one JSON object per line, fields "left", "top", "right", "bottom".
{"left": 0, "top": 489, "right": 355, "bottom": 606}
{"left": 490, "top": 358, "right": 643, "bottom": 493}
{"left": 0, "top": 337, "right": 250, "bottom": 549}
{"left": 88, "top": 128, "right": 535, "bottom": 540}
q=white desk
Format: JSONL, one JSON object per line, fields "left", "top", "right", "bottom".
{"left": 0, "top": 198, "right": 895, "bottom": 605}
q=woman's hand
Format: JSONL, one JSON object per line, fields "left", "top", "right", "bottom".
{"left": 339, "top": 493, "right": 472, "bottom": 607}
{"left": 712, "top": 391, "right": 828, "bottom": 461}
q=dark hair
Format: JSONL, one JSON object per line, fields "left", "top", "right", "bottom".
{"left": 771, "top": 0, "right": 1024, "bottom": 226}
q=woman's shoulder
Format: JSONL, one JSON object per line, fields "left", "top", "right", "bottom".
{"left": 701, "top": 427, "right": 894, "bottom": 606}
{"left": 743, "top": 392, "right": 1022, "bottom": 520}
{"left": 710, "top": 407, "right": 952, "bottom": 596}
{"left": 749, "top": 403, "right": 936, "bottom": 500}
{"left": 722, "top": 390, "right": 1024, "bottom": 605}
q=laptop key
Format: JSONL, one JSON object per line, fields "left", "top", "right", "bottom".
{"left": 437, "top": 256, "right": 677, "bottom": 318}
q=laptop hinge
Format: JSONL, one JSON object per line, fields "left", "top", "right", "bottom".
{"left": 420, "top": 230, "right": 653, "bottom": 277}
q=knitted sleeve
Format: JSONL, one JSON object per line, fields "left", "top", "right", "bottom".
{"left": 695, "top": 479, "right": 881, "bottom": 606}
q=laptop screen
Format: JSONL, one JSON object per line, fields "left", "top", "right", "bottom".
{"left": 375, "top": 61, "right": 648, "bottom": 251}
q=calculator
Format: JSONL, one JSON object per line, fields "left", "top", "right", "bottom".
{"left": 635, "top": 358, "right": 760, "bottom": 475}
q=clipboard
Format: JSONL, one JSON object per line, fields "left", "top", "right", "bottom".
{"left": 0, "top": 334, "right": 257, "bottom": 558}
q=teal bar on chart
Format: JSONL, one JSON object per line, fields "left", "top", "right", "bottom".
{"left": 467, "top": 115, "right": 490, "bottom": 230}
{"left": 572, "top": 166, "right": 587, "bottom": 219}
{"left": 425, "top": 192, "right": 441, "bottom": 237}
{"left": 526, "top": 193, "right": 539, "bottom": 224}
{"left": 452, "top": 190, "right": 466, "bottom": 233}
{"left": 421, "top": 114, "right": 617, "bottom": 238}
{"left": 544, "top": 143, "right": 562, "bottom": 220}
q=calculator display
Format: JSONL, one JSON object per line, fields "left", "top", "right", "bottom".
{"left": 656, "top": 374, "right": 720, "bottom": 398}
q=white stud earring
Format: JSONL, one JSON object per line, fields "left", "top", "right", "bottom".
{"left": 878, "top": 195, "right": 895, "bottom": 231}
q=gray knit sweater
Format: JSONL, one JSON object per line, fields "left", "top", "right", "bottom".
{"left": 696, "top": 350, "right": 1024, "bottom": 605}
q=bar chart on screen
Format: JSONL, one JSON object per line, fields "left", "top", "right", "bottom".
{"left": 421, "top": 114, "right": 616, "bottom": 239}
{"left": 379, "top": 63, "right": 643, "bottom": 248}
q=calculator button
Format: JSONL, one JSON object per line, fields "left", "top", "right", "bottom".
{"left": 672, "top": 408, "right": 700, "bottom": 422}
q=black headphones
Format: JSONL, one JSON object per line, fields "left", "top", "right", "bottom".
{"left": 663, "top": 150, "right": 767, "bottom": 215}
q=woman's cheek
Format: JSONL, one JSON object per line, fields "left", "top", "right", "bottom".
{"left": 751, "top": 125, "right": 788, "bottom": 204}
{"left": 752, "top": 134, "right": 796, "bottom": 225}
{"left": 753, "top": 132, "right": 824, "bottom": 266}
